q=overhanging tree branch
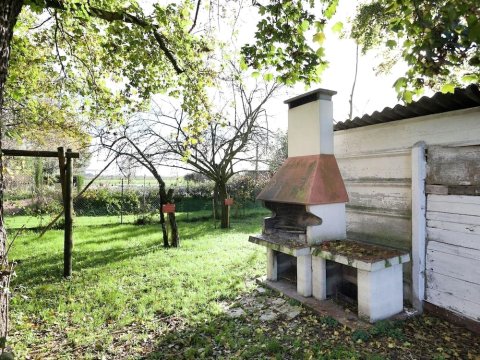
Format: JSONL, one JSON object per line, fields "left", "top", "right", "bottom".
{"left": 39, "top": 0, "right": 184, "bottom": 74}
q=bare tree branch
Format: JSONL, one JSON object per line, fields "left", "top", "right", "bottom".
{"left": 189, "top": 0, "right": 202, "bottom": 33}
{"left": 97, "top": 65, "right": 281, "bottom": 228}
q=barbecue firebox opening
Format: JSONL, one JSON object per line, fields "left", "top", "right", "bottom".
{"left": 263, "top": 201, "right": 322, "bottom": 241}
{"left": 326, "top": 261, "right": 358, "bottom": 302}
{"left": 277, "top": 252, "right": 297, "bottom": 283}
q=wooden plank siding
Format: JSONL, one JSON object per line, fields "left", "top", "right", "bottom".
{"left": 335, "top": 152, "right": 412, "bottom": 251}
{"left": 427, "top": 146, "right": 480, "bottom": 186}
{"left": 426, "top": 161, "right": 480, "bottom": 321}
{"left": 334, "top": 107, "right": 480, "bottom": 303}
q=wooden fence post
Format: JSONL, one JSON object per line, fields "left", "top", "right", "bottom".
{"left": 64, "top": 149, "right": 73, "bottom": 278}
{"left": 57, "top": 147, "right": 66, "bottom": 201}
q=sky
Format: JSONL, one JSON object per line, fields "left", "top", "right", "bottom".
{"left": 86, "top": 1, "right": 413, "bottom": 177}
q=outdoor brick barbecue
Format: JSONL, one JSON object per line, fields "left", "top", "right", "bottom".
{"left": 249, "top": 88, "right": 410, "bottom": 322}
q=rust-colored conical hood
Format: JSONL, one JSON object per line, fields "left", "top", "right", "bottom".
{"left": 257, "top": 154, "right": 348, "bottom": 205}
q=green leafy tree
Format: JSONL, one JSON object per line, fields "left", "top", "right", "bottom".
{"left": 242, "top": 0, "right": 479, "bottom": 100}
{"left": 350, "top": 0, "right": 480, "bottom": 101}
{"left": 3, "top": 11, "right": 89, "bottom": 144}
{"left": 0, "top": 0, "right": 218, "bottom": 343}
{"left": 241, "top": 0, "right": 339, "bottom": 85}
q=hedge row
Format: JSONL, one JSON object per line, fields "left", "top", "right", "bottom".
{"left": 8, "top": 174, "right": 270, "bottom": 217}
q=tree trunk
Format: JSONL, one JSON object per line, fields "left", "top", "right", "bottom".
{"left": 218, "top": 181, "right": 229, "bottom": 229}
{"left": 349, "top": 43, "right": 359, "bottom": 120}
{"left": 165, "top": 189, "right": 179, "bottom": 247}
{"left": 158, "top": 185, "right": 169, "bottom": 248}
{"left": 0, "top": 0, "right": 25, "bottom": 342}
{"left": 168, "top": 212, "right": 179, "bottom": 247}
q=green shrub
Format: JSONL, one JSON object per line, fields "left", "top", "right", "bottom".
{"left": 228, "top": 173, "right": 270, "bottom": 205}
{"left": 173, "top": 181, "right": 214, "bottom": 200}
{"left": 74, "top": 188, "right": 140, "bottom": 216}
{"left": 27, "top": 191, "right": 63, "bottom": 216}
{"left": 75, "top": 175, "right": 85, "bottom": 192}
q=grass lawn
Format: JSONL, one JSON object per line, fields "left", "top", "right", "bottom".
{"left": 8, "top": 215, "right": 480, "bottom": 359}
{"left": 5, "top": 214, "right": 131, "bottom": 229}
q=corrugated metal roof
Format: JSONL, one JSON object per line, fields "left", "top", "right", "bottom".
{"left": 334, "top": 84, "right": 480, "bottom": 131}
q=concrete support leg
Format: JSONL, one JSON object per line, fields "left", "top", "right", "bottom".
{"left": 267, "top": 248, "right": 277, "bottom": 281}
{"left": 357, "top": 264, "right": 404, "bottom": 322}
{"left": 297, "top": 254, "right": 312, "bottom": 297}
{"left": 312, "top": 256, "right": 327, "bottom": 300}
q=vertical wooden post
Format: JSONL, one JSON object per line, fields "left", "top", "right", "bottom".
{"left": 224, "top": 197, "right": 233, "bottom": 229}
{"left": 120, "top": 178, "right": 124, "bottom": 225}
{"left": 226, "top": 203, "right": 230, "bottom": 228}
{"left": 143, "top": 174, "right": 146, "bottom": 214}
{"left": 212, "top": 197, "right": 216, "bottom": 229}
{"left": 57, "top": 147, "right": 66, "bottom": 201}
{"left": 64, "top": 149, "right": 73, "bottom": 278}
{"left": 255, "top": 144, "right": 259, "bottom": 181}
{"left": 412, "top": 142, "right": 427, "bottom": 312}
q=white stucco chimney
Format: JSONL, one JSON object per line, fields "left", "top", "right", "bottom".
{"left": 285, "top": 88, "right": 337, "bottom": 157}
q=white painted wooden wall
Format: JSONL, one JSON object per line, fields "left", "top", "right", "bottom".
{"left": 333, "top": 107, "right": 480, "bottom": 301}
{"left": 426, "top": 195, "right": 480, "bottom": 321}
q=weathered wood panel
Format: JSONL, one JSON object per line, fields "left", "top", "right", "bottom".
{"left": 426, "top": 289, "right": 480, "bottom": 321}
{"left": 426, "top": 194, "right": 480, "bottom": 322}
{"left": 426, "top": 185, "right": 448, "bottom": 195}
{"left": 344, "top": 181, "right": 411, "bottom": 213}
{"left": 428, "top": 194, "right": 480, "bottom": 216}
{"left": 426, "top": 271, "right": 480, "bottom": 306}
{"left": 446, "top": 185, "right": 480, "bottom": 196}
{"left": 427, "top": 211, "right": 480, "bottom": 226}
{"left": 427, "top": 146, "right": 480, "bottom": 186}
{"left": 428, "top": 194, "right": 480, "bottom": 205}
{"left": 426, "top": 184, "right": 480, "bottom": 196}
{"left": 427, "top": 219, "right": 480, "bottom": 235}
{"left": 346, "top": 209, "right": 411, "bottom": 250}
{"left": 424, "top": 144, "right": 480, "bottom": 322}
{"left": 427, "top": 227, "right": 480, "bottom": 250}
{"left": 337, "top": 152, "right": 411, "bottom": 181}
{"left": 426, "top": 249, "right": 480, "bottom": 284}
{"left": 427, "top": 240, "right": 480, "bottom": 261}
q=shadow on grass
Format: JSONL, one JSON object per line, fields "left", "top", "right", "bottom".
{"left": 13, "top": 239, "right": 164, "bottom": 287}
{"left": 12, "top": 218, "right": 261, "bottom": 288}
{"left": 10, "top": 223, "right": 156, "bottom": 247}
{"left": 139, "top": 301, "right": 360, "bottom": 360}
{"left": 139, "top": 304, "right": 480, "bottom": 360}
